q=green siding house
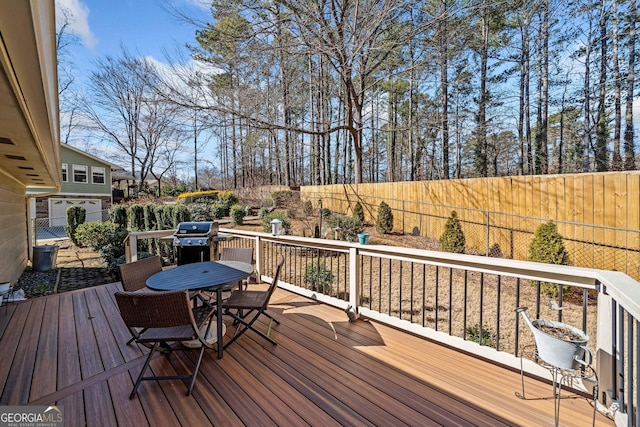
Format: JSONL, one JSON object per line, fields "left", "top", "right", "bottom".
{"left": 33, "top": 145, "right": 113, "bottom": 226}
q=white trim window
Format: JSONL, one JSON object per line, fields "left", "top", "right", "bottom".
{"left": 72, "top": 164, "right": 88, "bottom": 183}
{"left": 61, "top": 163, "right": 68, "bottom": 182}
{"left": 92, "top": 166, "right": 106, "bottom": 184}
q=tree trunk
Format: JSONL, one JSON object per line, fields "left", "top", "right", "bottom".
{"left": 624, "top": 0, "right": 637, "bottom": 170}
{"left": 594, "top": 0, "right": 609, "bottom": 172}
{"left": 611, "top": 0, "right": 623, "bottom": 170}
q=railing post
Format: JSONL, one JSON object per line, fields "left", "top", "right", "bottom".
{"left": 129, "top": 234, "right": 138, "bottom": 263}
{"left": 254, "top": 235, "right": 263, "bottom": 282}
{"left": 596, "top": 292, "right": 615, "bottom": 408}
{"left": 349, "top": 247, "right": 360, "bottom": 311}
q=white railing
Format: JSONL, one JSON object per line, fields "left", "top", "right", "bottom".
{"left": 124, "top": 227, "right": 640, "bottom": 426}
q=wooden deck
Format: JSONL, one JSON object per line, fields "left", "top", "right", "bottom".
{"left": 0, "top": 282, "right": 613, "bottom": 426}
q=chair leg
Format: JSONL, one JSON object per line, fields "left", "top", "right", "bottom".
{"left": 130, "top": 342, "right": 158, "bottom": 399}
{"left": 224, "top": 311, "right": 277, "bottom": 349}
{"left": 187, "top": 345, "right": 207, "bottom": 396}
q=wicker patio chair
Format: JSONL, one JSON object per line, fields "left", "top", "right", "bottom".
{"left": 114, "top": 290, "right": 215, "bottom": 398}
{"left": 222, "top": 256, "right": 284, "bottom": 349}
{"left": 118, "top": 256, "right": 163, "bottom": 345}
{"left": 118, "top": 256, "right": 162, "bottom": 292}
{"left": 220, "top": 247, "right": 256, "bottom": 289}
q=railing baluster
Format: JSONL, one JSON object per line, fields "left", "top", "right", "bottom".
{"left": 410, "top": 263, "right": 414, "bottom": 324}
{"left": 435, "top": 266, "right": 440, "bottom": 331}
{"left": 496, "top": 275, "right": 501, "bottom": 351}
{"left": 422, "top": 264, "right": 426, "bottom": 328}
{"left": 399, "top": 261, "right": 403, "bottom": 321}
{"left": 463, "top": 270, "right": 468, "bottom": 340}
{"left": 448, "top": 268, "right": 453, "bottom": 335}
{"left": 479, "top": 273, "right": 484, "bottom": 346}
{"left": 515, "top": 277, "right": 521, "bottom": 357}
{"left": 619, "top": 304, "right": 626, "bottom": 411}
{"left": 627, "top": 311, "right": 634, "bottom": 427}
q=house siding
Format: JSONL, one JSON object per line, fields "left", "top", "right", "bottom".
{"left": 35, "top": 146, "right": 114, "bottom": 223}
{"left": 0, "top": 180, "right": 28, "bottom": 285}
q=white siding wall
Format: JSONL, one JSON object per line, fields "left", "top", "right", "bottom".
{"left": 0, "top": 180, "right": 27, "bottom": 285}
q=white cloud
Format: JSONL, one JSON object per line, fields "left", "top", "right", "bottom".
{"left": 56, "top": 0, "right": 98, "bottom": 49}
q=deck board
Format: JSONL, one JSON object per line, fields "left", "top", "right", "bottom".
{"left": 0, "top": 283, "right": 613, "bottom": 427}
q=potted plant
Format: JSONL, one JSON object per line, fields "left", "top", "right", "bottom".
{"left": 516, "top": 307, "right": 592, "bottom": 370}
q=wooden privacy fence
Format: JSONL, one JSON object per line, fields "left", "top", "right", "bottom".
{"left": 301, "top": 172, "right": 640, "bottom": 280}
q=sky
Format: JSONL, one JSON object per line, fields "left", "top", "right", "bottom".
{"left": 56, "top": 0, "right": 206, "bottom": 85}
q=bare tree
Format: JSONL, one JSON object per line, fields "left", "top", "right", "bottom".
{"left": 82, "top": 48, "right": 180, "bottom": 192}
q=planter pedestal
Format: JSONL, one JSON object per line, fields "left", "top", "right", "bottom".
{"left": 516, "top": 345, "right": 599, "bottom": 427}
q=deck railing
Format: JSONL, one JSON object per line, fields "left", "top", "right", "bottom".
{"left": 125, "top": 228, "right": 640, "bottom": 427}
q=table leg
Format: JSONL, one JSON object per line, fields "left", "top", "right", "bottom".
{"left": 217, "top": 288, "right": 223, "bottom": 359}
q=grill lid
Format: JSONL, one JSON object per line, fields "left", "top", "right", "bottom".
{"left": 174, "top": 221, "right": 218, "bottom": 236}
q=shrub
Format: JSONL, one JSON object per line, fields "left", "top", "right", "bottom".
{"left": 109, "top": 205, "right": 128, "bottom": 229}
{"left": 160, "top": 205, "right": 174, "bottom": 229}
{"left": 261, "top": 211, "right": 292, "bottom": 235}
{"left": 271, "top": 190, "right": 294, "bottom": 207}
{"left": 76, "top": 221, "right": 120, "bottom": 251}
{"left": 326, "top": 214, "right": 363, "bottom": 242}
{"left": 176, "top": 189, "right": 219, "bottom": 203}
{"left": 352, "top": 201, "right": 365, "bottom": 224}
{"left": 128, "top": 204, "right": 145, "bottom": 231}
{"left": 302, "top": 200, "right": 314, "bottom": 217}
{"left": 211, "top": 202, "right": 228, "bottom": 219}
{"left": 230, "top": 204, "right": 246, "bottom": 225}
{"left": 303, "top": 258, "right": 334, "bottom": 293}
{"left": 188, "top": 202, "right": 214, "bottom": 221}
{"left": 218, "top": 191, "right": 239, "bottom": 211}
{"left": 65, "top": 205, "right": 86, "bottom": 245}
{"left": 466, "top": 323, "right": 498, "bottom": 348}
{"left": 173, "top": 204, "right": 191, "bottom": 225}
{"left": 258, "top": 207, "right": 270, "bottom": 219}
{"left": 529, "top": 221, "right": 571, "bottom": 298}
{"left": 320, "top": 208, "right": 332, "bottom": 219}
{"left": 439, "top": 211, "right": 466, "bottom": 254}
{"left": 375, "top": 201, "right": 393, "bottom": 234}
{"left": 144, "top": 203, "right": 158, "bottom": 231}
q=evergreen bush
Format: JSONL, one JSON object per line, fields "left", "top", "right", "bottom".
{"left": 230, "top": 204, "right": 246, "bottom": 225}
{"left": 172, "top": 204, "right": 191, "bottom": 226}
{"left": 162, "top": 205, "right": 175, "bottom": 229}
{"left": 188, "top": 202, "right": 214, "bottom": 221}
{"left": 75, "top": 221, "right": 120, "bottom": 251}
{"left": 326, "top": 214, "right": 363, "bottom": 242}
{"left": 64, "top": 205, "right": 86, "bottom": 245}
{"left": 128, "top": 204, "right": 145, "bottom": 231}
{"left": 439, "top": 211, "right": 466, "bottom": 254}
{"left": 211, "top": 202, "right": 227, "bottom": 219}
{"left": 261, "top": 211, "right": 292, "bottom": 235}
{"left": 529, "top": 221, "right": 571, "bottom": 298}
{"left": 109, "top": 205, "right": 128, "bottom": 229}
{"left": 218, "top": 191, "right": 239, "bottom": 211}
{"left": 352, "top": 201, "right": 365, "bottom": 224}
{"left": 144, "top": 204, "right": 158, "bottom": 231}
{"left": 375, "top": 201, "right": 393, "bottom": 234}
{"left": 303, "top": 258, "right": 334, "bottom": 293}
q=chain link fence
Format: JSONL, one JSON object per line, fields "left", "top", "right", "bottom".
{"left": 302, "top": 190, "right": 640, "bottom": 281}
{"left": 33, "top": 209, "right": 111, "bottom": 242}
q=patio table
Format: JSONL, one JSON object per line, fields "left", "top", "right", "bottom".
{"left": 146, "top": 260, "right": 253, "bottom": 358}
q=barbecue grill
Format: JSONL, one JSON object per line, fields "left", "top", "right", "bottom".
{"left": 173, "top": 221, "right": 220, "bottom": 265}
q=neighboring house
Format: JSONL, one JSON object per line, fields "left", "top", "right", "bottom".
{"left": 32, "top": 145, "right": 113, "bottom": 226}
{"left": 0, "top": 1, "right": 60, "bottom": 284}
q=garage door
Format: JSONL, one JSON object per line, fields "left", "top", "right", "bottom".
{"left": 49, "top": 198, "right": 103, "bottom": 226}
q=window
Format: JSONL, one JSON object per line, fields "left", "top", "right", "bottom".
{"left": 73, "top": 165, "right": 87, "bottom": 183}
{"left": 61, "top": 163, "right": 68, "bottom": 182}
{"left": 92, "top": 167, "right": 105, "bottom": 184}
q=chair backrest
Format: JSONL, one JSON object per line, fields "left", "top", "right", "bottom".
{"left": 219, "top": 247, "right": 253, "bottom": 264}
{"left": 114, "top": 290, "right": 195, "bottom": 329}
{"left": 119, "top": 256, "right": 162, "bottom": 292}
{"left": 265, "top": 257, "right": 285, "bottom": 306}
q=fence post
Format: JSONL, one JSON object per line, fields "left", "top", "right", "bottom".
{"left": 486, "top": 210, "right": 490, "bottom": 256}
